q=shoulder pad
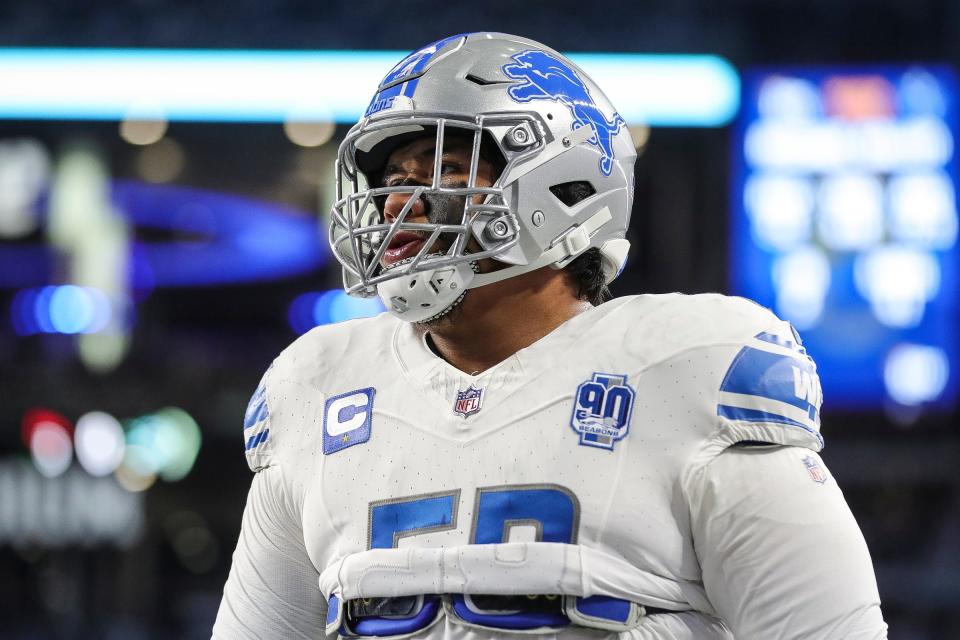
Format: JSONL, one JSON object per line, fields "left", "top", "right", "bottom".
{"left": 271, "top": 312, "right": 396, "bottom": 388}
{"left": 615, "top": 293, "right": 779, "bottom": 369}
{"left": 241, "top": 313, "right": 398, "bottom": 471}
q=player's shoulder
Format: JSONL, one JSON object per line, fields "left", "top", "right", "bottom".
{"left": 599, "top": 292, "right": 784, "bottom": 367}
{"left": 609, "top": 294, "right": 824, "bottom": 453}
{"left": 271, "top": 311, "right": 400, "bottom": 386}
{"left": 241, "top": 312, "right": 399, "bottom": 471}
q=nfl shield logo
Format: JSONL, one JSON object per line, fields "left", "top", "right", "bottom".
{"left": 802, "top": 455, "right": 828, "bottom": 484}
{"left": 453, "top": 386, "right": 484, "bottom": 418}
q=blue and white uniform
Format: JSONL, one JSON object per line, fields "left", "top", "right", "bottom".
{"left": 213, "top": 294, "right": 887, "bottom": 639}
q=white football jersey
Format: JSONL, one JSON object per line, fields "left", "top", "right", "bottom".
{"left": 214, "top": 294, "right": 886, "bottom": 640}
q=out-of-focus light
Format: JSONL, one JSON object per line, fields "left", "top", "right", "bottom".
{"left": 33, "top": 285, "right": 57, "bottom": 333}
{"left": 115, "top": 446, "right": 157, "bottom": 492}
{"left": 165, "top": 511, "right": 220, "bottom": 574}
{"left": 854, "top": 247, "right": 940, "bottom": 328}
{"left": 135, "top": 138, "right": 185, "bottom": 183}
{"left": 10, "top": 287, "right": 40, "bottom": 335}
{"left": 288, "top": 289, "right": 385, "bottom": 334}
{"left": 1, "top": 181, "right": 328, "bottom": 291}
{"left": 30, "top": 422, "right": 73, "bottom": 478}
{"left": 629, "top": 126, "right": 650, "bottom": 151}
{"left": 744, "top": 174, "right": 813, "bottom": 251}
{"left": 0, "top": 138, "right": 49, "bottom": 239}
{"left": 288, "top": 291, "right": 320, "bottom": 335}
{"left": 49, "top": 285, "right": 94, "bottom": 334}
{"left": 817, "top": 174, "right": 884, "bottom": 250}
{"left": 745, "top": 120, "right": 843, "bottom": 172}
{"left": 888, "top": 172, "right": 958, "bottom": 249}
{"left": 283, "top": 120, "right": 336, "bottom": 148}
{"left": 10, "top": 285, "right": 114, "bottom": 334}
{"left": 745, "top": 118, "right": 953, "bottom": 172}
{"left": 0, "top": 460, "right": 145, "bottom": 548}
{"left": 328, "top": 290, "right": 384, "bottom": 323}
{"left": 757, "top": 76, "right": 821, "bottom": 120}
{"left": 21, "top": 408, "right": 71, "bottom": 448}
{"left": 74, "top": 411, "right": 125, "bottom": 477}
{"left": 736, "top": 66, "right": 959, "bottom": 411}
{"left": 123, "top": 408, "right": 201, "bottom": 482}
{"left": 823, "top": 75, "right": 895, "bottom": 120}
{"left": 772, "top": 246, "right": 831, "bottom": 330}
{"left": 0, "top": 48, "right": 739, "bottom": 127}
{"left": 153, "top": 407, "right": 201, "bottom": 482}
{"left": 900, "top": 69, "right": 949, "bottom": 117}
{"left": 119, "top": 119, "right": 168, "bottom": 146}
{"left": 884, "top": 344, "right": 949, "bottom": 405}
{"left": 312, "top": 290, "right": 340, "bottom": 326}
{"left": 900, "top": 117, "right": 954, "bottom": 168}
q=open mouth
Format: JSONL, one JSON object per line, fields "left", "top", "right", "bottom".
{"left": 382, "top": 231, "right": 428, "bottom": 266}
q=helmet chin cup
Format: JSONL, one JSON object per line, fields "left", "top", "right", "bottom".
{"left": 377, "top": 261, "right": 477, "bottom": 323}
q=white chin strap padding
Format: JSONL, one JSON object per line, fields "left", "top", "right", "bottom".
{"left": 599, "top": 238, "right": 630, "bottom": 284}
{"left": 377, "top": 261, "right": 477, "bottom": 323}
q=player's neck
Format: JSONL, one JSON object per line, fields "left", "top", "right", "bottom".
{"left": 419, "top": 268, "right": 593, "bottom": 374}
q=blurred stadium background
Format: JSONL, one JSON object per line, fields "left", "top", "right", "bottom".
{"left": 1, "top": 1, "right": 958, "bottom": 638}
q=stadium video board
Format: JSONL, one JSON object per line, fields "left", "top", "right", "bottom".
{"left": 732, "top": 66, "right": 959, "bottom": 410}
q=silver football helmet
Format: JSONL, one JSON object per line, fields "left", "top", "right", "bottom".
{"left": 330, "top": 32, "right": 636, "bottom": 322}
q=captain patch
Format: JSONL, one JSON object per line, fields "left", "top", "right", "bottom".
{"left": 323, "top": 387, "right": 375, "bottom": 454}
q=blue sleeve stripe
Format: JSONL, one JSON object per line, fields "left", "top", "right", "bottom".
{"left": 243, "top": 400, "right": 269, "bottom": 429}
{"left": 754, "top": 331, "right": 806, "bottom": 355}
{"left": 720, "top": 346, "right": 819, "bottom": 414}
{"left": 244, "top": 428, "right": 269, "bottom": 451}
{"left": 719, "top": 390, "right": 819, "bottom": 426}
{"left": 718, "top": 405, "right": 823, "bottom": 445}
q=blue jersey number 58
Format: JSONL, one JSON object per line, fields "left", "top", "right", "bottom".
{"left": 368, "top": 484, "right": 580, "bottom": 549}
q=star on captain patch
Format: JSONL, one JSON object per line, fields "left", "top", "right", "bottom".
{"left": 453, "top": 386, "right": 484, "bottom": 418}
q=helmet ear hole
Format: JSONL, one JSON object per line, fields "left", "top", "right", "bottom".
{"left": 549, "top": 181, "right": 596, "bottom": 207}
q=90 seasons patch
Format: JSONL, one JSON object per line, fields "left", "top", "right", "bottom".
{"left": 570, "top": 373, "right": 636, "bottom": 450}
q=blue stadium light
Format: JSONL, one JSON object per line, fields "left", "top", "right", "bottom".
{"left": 10, "top": 284, "right": 113, "bottom": 335}
{"left": 288, "top": 289, "right": 385, "bottom": 334}
{"left": 0, "top": 48, "right": 739, "bottom": 127}
{"left": 732, "top": 65, "right": 960, "bottom": 410}
{"left": 113, "top": 181, "right": 326, "bottom": 287}
{"left": 10, "top": 287, "right": 40, "bottom": 335}
{"left": 0, "top": 181, "right": 328, "bottom": 290}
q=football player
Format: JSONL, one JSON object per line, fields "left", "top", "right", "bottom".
{"left": 214, "top": 33, "right": 887, "bottom": 639}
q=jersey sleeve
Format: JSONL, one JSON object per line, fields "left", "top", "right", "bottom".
{"left": 242, "top": 363, "right": 275, "bottom": 472}
{"left": 713, "top": 316, "right": 824, "bottom": 451}
{"left": 686, "top": 445, "right": 887, "bottom": 639}
{"left": 212, "top": 466, "right": 327, "bottom": 639}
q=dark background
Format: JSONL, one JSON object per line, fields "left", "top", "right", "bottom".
{"left": 0, "top": 1, "right": 958, "bottom": 638}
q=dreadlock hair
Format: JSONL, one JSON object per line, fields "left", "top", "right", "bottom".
{"left": 565, "top": 247, "right": 611, "bottom": 306}
{"left": 549, "top": 180, "right": 612, "bottom": 306}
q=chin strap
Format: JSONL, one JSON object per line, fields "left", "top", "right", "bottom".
{"left": 467, "top": 206, "right": 614, "bottom": 289}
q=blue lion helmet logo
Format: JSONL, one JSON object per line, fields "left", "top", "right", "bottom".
{"left": 503, "top": 50, "right": 626, "bottom": 177}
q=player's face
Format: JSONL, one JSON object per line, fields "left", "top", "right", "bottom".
{"left": 379, "top": 135, "right": 495, "bottom": 267}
